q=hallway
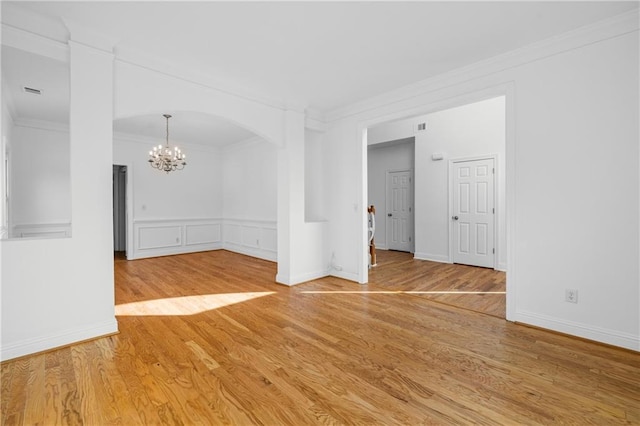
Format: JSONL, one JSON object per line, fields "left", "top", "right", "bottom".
{"left": 368, "top": 250, "right": 506, "bottom": 318}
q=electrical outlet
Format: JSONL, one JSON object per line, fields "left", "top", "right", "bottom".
{"left": 565, "top": 289, "right": 578, "bottom": 304}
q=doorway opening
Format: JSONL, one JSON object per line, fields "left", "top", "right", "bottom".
{"left": 113, "top": 165, "right": 127, "bottom": 258}
{"left": 364, "top": 93, "right": 509, "bottom": 319}
{"left": 367, "top": 136, "right": 415, "bottom": 253}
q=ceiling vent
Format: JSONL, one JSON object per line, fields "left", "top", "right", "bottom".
{"left": 22, "top": 86, "right": 42, "bottom": 95}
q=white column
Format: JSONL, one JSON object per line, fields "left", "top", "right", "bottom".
{"left": 277, "top": 110, "right": 329, "bottom": 285}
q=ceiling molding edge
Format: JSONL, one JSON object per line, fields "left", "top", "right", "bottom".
{"left": 13, "top": 117, "right": 69, "bottom": 133}
{"left": 63, "top": 18, "right": 118, "bottom": 54}
{"left": 1, "top": 3, "right": 68, "bottom": 44}
{"left": 1, "top": 24, "right": 69, "bottom": 63}
{"left": 114, "top": 50, "right": 290, "bottom": 114}
{"left": 325, "top": 8, "right": 640, "bottom": 124}
{"left": 305, "top": 108, "right": 326, "bottom": 132}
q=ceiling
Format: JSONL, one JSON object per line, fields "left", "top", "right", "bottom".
{"left": 2, "top": 1, "right": 637, "bottom": 146}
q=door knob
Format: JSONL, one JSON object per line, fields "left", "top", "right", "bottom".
{"left": 452, "top": 216, "right": 459, "bottom": 220}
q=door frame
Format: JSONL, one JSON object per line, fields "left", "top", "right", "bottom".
{"left": 359, "top": 83, "right": 514, "bottom": 320}
{"left": 448, "top": 154, "right": 498, "bottom": 269}
{"left": 112, "top": 162, "right": 134, "bottom": 258}
{"left": 385, "top": 168, "right": 414, "bottom": 252}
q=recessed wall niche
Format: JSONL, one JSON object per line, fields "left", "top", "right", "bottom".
{"left": 1, "top": 45, "right": 71, "bottom": 239}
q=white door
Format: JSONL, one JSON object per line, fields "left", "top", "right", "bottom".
{"left": 452, "top": 158, "right": 494, "bottom": 268}
{"left": 387, "top": 170, "right": 413, "bottom": 252}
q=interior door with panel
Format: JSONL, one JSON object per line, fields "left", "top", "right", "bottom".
{"left": 452, "top": 158, "right": 495, "bottom": 268}
{"left": 387, "top": 170, "right": 413, "bottom": 252}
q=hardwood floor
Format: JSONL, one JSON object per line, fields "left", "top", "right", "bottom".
{"left": 369, "top": 250, "right": 506, "bottom": 318}
{"left": 2, "top": 250, "right": 639, "bottom": 424}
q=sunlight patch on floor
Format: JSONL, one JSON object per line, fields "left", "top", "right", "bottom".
{"left": 115, "top": 292, "right": 275, "bottom": 316}
{"left": 299, "top": 290, "right": 505, "bottom": 295}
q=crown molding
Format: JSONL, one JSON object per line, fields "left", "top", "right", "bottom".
{"left": 1, "top": 24, "right": 69, "bottom": 63}
{"left": 115, "top": 47, "right": 289, "bottom": 113}
{"left": 305, "top": 108, "right": 327, "bottom": 132}
{"left": 65, "top": 21, "right": 117, "bottom": 55}
{"left": 325, "top": 8, "right": 640, "bottom": 123}
{"left": 1, "top": 3, "right": 68, "bottom": 45}
{"left": 13, "top": 117, "right": 68, "bottom": 133}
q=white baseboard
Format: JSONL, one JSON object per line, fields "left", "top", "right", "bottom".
{"left": 413, "top": 252, "right": 451, "bottom": 263}
{"left": 515, "top": 310, "right": 639, "bottom": 352}
{"left": 1, "top": 318, "right": 119, "bottom": 361}
{"left": 223, "top": 242, "right": 276, "bottom": 262}
{"left": 276, "top": 269, "right": 330, "bottom": 286}
{"left": 330, "top": 269, "right": 360, "bottom": 283}
{"left": 276, "top": 270, "right": 326, "bottom": 286}
{"left": 130, "top": 242, "right": 223, "bottom": 260}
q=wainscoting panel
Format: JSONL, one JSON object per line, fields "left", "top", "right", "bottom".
{"left": 130, "top": 218, "right": 276, "bottom": 262}
{"left": 241, "top": 226, "right": 260, "bottom": 248}
{"left": 138, "top": 225, "right": 182, "bottom": 250}
{"left": 186, "top": 223, "right": 221, "bottom": 246}
{"left": 223, "top": 219, "right": 277, "bottom": 262}
{"left": 131, "top": 219, "right": 222, "bottom": 259}
{"left": 224, "top": 223, "right": 242, "bottom": 246}
{"left": 260, "top": 227, "right": 277, "bottom": 253}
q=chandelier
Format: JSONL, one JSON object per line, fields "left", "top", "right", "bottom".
{"left": 148, "top": 114, "right": 186, "bottom": 173}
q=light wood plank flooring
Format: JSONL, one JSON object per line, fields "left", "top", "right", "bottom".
{"left": 2, "top": 250, "right": 638, "bottom": 425}
{"left": 370, "top": 250, "right": 506, "bottom": 318}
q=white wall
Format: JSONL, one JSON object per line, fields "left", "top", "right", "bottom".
{"left": 305, "top": 129, "right": 328, "bottom": 222}
{"left": 9, "top": 123, "right": 71, "bottom": 237}
{"left": 1, "top": 39, "right": 118, "bottom": 360}
{"left": 325, "top": 14, "right": 639, "bottom": 350}
{"left": 114, "top": 136, "right": 222, "bottom": 220}
{"left": 222, "top": 138, "right": 276, "bottom": 222}
{"left": 222, "top": 137, "right": 278, "bottom": 261}
{"left": 113, "top": 135, "right": 224, "bottom": 259}
{"left": 367, "top": 139, "right": 415, "bottom": 250}
{"left": 415, "top": 97, "right": 506, "bottom": 268}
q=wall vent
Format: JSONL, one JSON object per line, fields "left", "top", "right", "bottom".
{"left": 417, "top": 122, "right": 427, "bottom": 131}
{"left": 22, "top": 86, "right": 42, "bottom": 95}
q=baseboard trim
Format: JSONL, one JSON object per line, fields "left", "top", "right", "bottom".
{"left": 330, "top": 269, "right": 360, "bottom": 283}
{"left": 514, "top": 310, "right": 639, "bottom": 352}
{"left": 130, "top": 243, "right": 223, "bottom": 260}
{"left": 413, "top": 252, "right": 451, "bottom": 263}
{"left": 1, "top": 318, "right": 119, "bottom": 362}
{"left": 223, "top": 243, "right": 277, "bottom": 262}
